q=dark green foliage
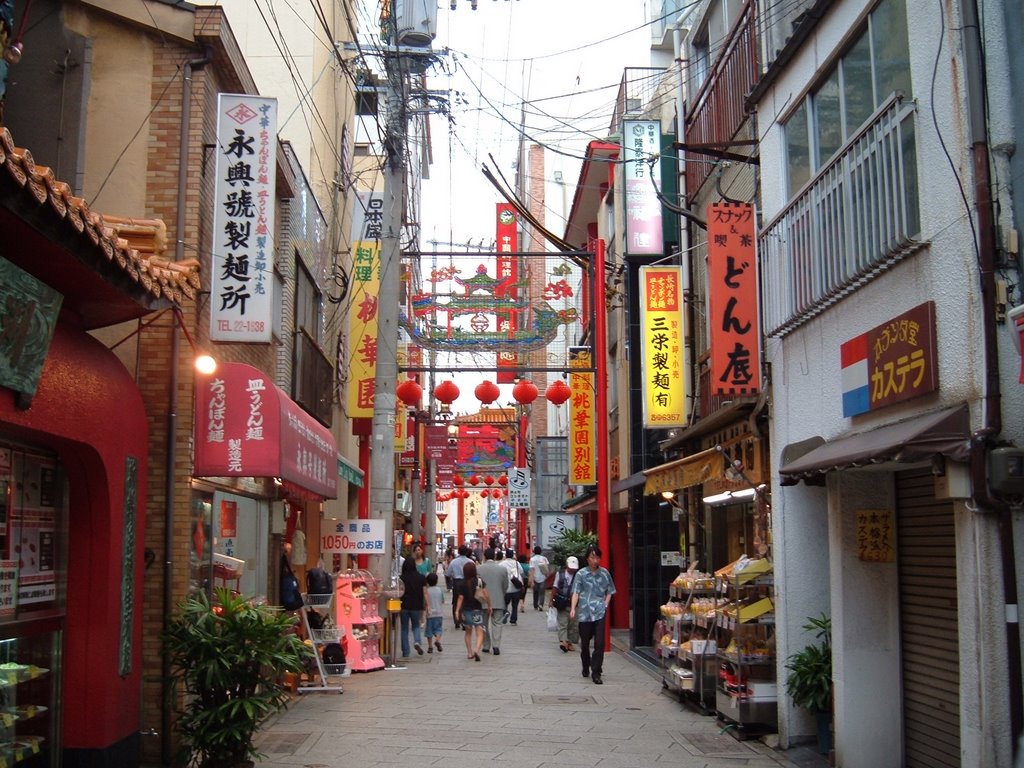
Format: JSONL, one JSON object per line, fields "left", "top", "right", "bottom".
{"left": 164, "top": 588, "right": 312, "bottom": 767}
{"left": 784, "top": 613, "right": 833, "bottom": 713}
{"left": 549, "top": 528, "right": 597, "bottom": 569}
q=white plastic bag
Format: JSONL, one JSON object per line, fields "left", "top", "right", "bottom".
{"left": 546, "top": 606, "right": 558, "bottom": 632}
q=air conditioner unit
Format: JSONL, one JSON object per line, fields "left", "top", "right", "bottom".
{"left": 395, "top": 491, "right": 411, "bottom": 514}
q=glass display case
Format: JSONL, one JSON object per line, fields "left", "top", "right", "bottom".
{"left": 0, "top": 627, "right": 61, "bottom": 767}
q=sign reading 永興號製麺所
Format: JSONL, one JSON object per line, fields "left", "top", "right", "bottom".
{"left": 210, "top": 94, "right": 277, "bottom": 343}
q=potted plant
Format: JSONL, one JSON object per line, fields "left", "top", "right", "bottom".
{"left": 165, "top": 587, "right": 311, "bottom": 767}
{"left": 784, "top": 613, "right": 833, "bottom": 754}
{"left": 549, "top": 528, "right": 597, "bottom": 569}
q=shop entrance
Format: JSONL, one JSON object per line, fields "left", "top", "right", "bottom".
{"left": 896, "top": 468, "right": 960, "bottom": 766}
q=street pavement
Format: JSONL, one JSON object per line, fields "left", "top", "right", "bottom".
{"left": 254, "top": 601, "right": 827, "bottom": 768}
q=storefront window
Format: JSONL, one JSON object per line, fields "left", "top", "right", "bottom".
{"left": 189, "top": 492, "right": 214, "bottom": 595}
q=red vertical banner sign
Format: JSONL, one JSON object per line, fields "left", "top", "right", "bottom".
{"left": 568, "top": 347, "right": 596, "bottom": 485}
{"left": 707, "top": 203, "right": 761, "bottom": 395}
{"left": 495, "top": 204, "right": 519, "bottom": 383}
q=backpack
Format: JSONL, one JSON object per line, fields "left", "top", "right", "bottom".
{"left": 306, "top": 608, "right": 325, "bottom": 631}
{"left": 280, "top": 572, "right": 303, "bottom": 611}
{"left": 322, "top": 642, "right": 345, "bottom": 667}
{"left": 552, "top": 571, "right": 574, "bottom": 610}
{"left": 306, "top": 567, "right": 332, "bottom": 596}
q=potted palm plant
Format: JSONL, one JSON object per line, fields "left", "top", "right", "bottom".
{"left": 165, "top": 587, "right": 311, "bottom": 767}
{"left": 784, "top": 613, "right": 833, "bottom": 755}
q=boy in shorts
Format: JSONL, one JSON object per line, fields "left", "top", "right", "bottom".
{"left": 425, "top": 572, "right": 444, "bottom": 653}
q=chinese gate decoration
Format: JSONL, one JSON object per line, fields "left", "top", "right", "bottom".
{"left": 707, "top": 202, "right": 760, "bottom": 395}
{"left": 639, "top": 265, "right": 686, "bottom": 427}
{"left": 346, "top": 191, "right": 384, "bottom": 418}
{"left": 210, "top": 94, "right": 276, "bottom": 343}
{"left": 568, "top": 347, "right": 596, "bottom": 485}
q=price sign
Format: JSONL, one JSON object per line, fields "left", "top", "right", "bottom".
{"left": 321, "top": 519, "right": 386, "bottom": 553}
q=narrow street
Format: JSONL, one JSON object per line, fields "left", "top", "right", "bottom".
{"left": 255, "top": 604, "right": 827, "bottom": 768}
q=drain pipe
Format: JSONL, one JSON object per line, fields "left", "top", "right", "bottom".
{"left": 162, "top": 49, "right": 211, "bottom": 768}
{"left": 959, "top": 0, "right": 1023, "bottom": 755}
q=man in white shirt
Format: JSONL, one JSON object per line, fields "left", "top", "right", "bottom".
{"left": 528, "top": 546, "right": 549, "bottom": 611}
{"left": 498, "top": 549, "right": 524, "bottom": 624}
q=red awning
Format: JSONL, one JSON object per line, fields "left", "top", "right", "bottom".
{"left": 193, "top": 362, "right": 338, "bottom": 499}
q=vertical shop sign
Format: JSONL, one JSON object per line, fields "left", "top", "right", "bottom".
{"left": 622, "top": 120, "right": 664, "bottom": 255}
{"left": 495, "top": 204, "right": 520, "bottom": 382}
{"left": 220, "top": 499, "right": 238, "bottom": 538}
{"left": 856, "top": 508, "right": 895, "bottom": 562}
{"left": 346, "top": 191, "right": 384, "bottom": 418}
{"left": 568, "top": 347, "right": 596, "bottom": 485}
{"left": 840, "top": 301, "right": 939, "bottom": 417}
{"left": 707, "top": 202, "right": 760, "bottom": 395}
{"left": 210, "top": 94, "right": 277, "bottom": 342}
{"left": 639, "top": 266, "right": 686, "bottom": 427}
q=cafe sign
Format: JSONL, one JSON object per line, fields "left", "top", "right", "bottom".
{"left": 840, "top": 301, "right": 938, "bottom": 417}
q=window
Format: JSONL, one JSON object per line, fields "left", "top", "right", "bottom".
{"left": 294, "top": 258, "right": 322, "bottom": 344}
{"left": 782, "top": 0, "right": 911, "bottom": 197}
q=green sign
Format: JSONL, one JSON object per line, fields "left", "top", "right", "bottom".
{"left": 337, "top": 456, "right": 364, "bottom": 488}
{"left": 0, "top": 258, "right": 62, "bottom": 396}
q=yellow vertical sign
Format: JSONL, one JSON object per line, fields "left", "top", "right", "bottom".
{"left": 346, "top": 192, "right": 384, "bottom": 418}
{"left": 568, "top": 347, "right": 596, "bottom": 485}
{"left": 639, "top": 266, "right": 686, "bottom": 427}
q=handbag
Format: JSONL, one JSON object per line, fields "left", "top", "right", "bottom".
{"left": 510, "top": 575, "right": 523, "bottom": 590}
{"left": 473, "top": 579, "right": 490, "bottom": 606}
{"left": 553, "top": 590, "right": 571, "bottom": 611}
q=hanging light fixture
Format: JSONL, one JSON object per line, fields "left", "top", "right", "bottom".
{"left": 453, "top": 475, "right": 464, "bottom": 486}
{"left": 395, "top": 378, "right": 423, "bottom": 407}
{"left": 433, "top": 380, "right": 460, "bottom": 408}
{"left": 474, "top": 380, "right": 500, "bottom": 405}
{"left": 545, "top": 379, "right": 571, "bottom": 405}
{"left": 484, "top": 475, "right": 495, "bottom": 486}
{"left": 512, "top": 378, "right": 539, "bottom": 404}
{"left": 468, "top": 474, "right": 480, "bottom": 486}
{"left": 498, "top": 475, "right": 508, "bottom": 486}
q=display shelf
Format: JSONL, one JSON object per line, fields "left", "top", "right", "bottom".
{"left": 0, "top": 634, "right": 56, "bottom": 768}
{"left": 334, "top": 570, "right": 385, "bottom": 673}
{"left": 296, "top": 581, "right": 345, "bottom": 694}
{"left": 659, "top": 571, "right": 719, "bottom": 713}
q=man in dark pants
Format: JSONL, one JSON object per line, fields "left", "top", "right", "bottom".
{"left": 569, "top": 544, "right": 616, "bottom": 685}
{"left": 445, "top": 545, "right": 472, "bottom": 628}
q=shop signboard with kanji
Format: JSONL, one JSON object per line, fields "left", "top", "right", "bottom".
{"left": 856, "top": 509, "right": 895, "bottom": 562}
{"left": 210, "top": 94, "right": 276, "bottom": 343}
{"left": 639, "top": 265, "right": 686, "bottom": 427}
{"left": 568, "top": 347, "right": 596, "bottom": 485}
{"left": 707, "top": 202, "right": 760, "bottom": 395}
{"left": 346, "top": 191, "right": 384, "bottom": 418}
{"left": 839, "top": 301, "right": 939, "bottom": 417}
{"left": 622, "top": 120, "right": 664, "bottom": 255}
{"left": 495, "top": 204, "right": 520, "bottom": 382}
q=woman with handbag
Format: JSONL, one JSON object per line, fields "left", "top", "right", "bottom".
{"left": 548, "top": 556, "right": 580, "bottom": 652}
{"left": 454, "top": 561, "right": 490, "bottom": 661}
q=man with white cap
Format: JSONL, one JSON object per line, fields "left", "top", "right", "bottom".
{"left": 549, "top": 556, "right": 580, "bottom": 653}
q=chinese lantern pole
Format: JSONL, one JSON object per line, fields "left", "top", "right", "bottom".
{"left": 517, "top": 405, "right": 529, "bottom": 556}
{"left": 594, "top": 239, "right": 611, "bottom": 646}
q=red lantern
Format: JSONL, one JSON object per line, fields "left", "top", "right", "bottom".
{"left": 453, "top": 475, "right": 464, "bottom": 486}
{"left": 484, "top": 475, "right": 495, "bottom": 486}
{"left": 474, "top": 380, "right": 500, "bottom": 405}
{"left": 395, "top": 378, "right": 423, "bottom": 407}
{"left": 468, "top": 474, "right": 480, "bottom": 486}
{"left": 433, "top": 380, "right": 460, "bottom": 405}
{"left": 457, "top": 489, "right": 469, "bottom": 499}
{"left": 479, "top": 489, "right": 489, "bottom": 498}
{"left": 545, "top": 379, "right": 571, "bottom": 405}
{"left": 498, "top": 475, "right": 508, "bottom": 486}
{"left": 512, "top": 378, "right": 539, "bottom": 404}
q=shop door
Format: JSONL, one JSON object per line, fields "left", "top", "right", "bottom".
{"left": 896, "top": 469, "right": 960, "bottom": 767}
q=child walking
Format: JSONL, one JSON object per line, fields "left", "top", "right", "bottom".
{"left": 425, "top": 572, "right": 444, "bottom": 653}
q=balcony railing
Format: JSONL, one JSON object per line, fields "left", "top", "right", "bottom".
{"left": 760, "top": 95, "right": 924, "bottom": 337}
{"left": 293, "top": 328, "right": 333, "bottom": 427}
{"left": 610, "top": 68, "right": 670, "bottom": 132}
{"left": 683, "top": 0, "right": 758, "bottom": 198}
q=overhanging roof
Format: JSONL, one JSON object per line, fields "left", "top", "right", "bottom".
{"left": 563, "top": 141, "right": 619, "bottom": 248}
{"left": 779, "top": 404, "right": 971, "bottom": 484}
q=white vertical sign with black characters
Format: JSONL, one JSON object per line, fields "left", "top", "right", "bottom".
{"left": 507, "top": 466, "right": 530, "bottom": 508}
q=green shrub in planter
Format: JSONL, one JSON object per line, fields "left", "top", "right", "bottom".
{"left": 165, "top": 587, "right": 311, "bottom": 767}
{"left": 784, "top": 613, "right": 833, "bottom": 713}
{"left": 549, "top": 528, "right": 598, "bottom": 569}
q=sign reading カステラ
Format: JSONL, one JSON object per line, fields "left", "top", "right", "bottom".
{"left": 840, "top": 301, "right": 939, "bottom": 417}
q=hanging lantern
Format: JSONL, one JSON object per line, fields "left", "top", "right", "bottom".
{"left": 457, "top": 488, "right": 469, "bottom": 499}
{"left": 437, "top": 512, "right": 448, "bottom": 524}
{"left": 484, "top": 475, "right": 495, "bottom": 486}
{"left": 395, "top": 378, "right": 423, "bottom": 407}
{"left": 433, "top": 379, "right": 460, "bottom": 405}
{"left": 479, "top": 489, "right": 490, "bottom": 498}
{"left": 468, "top": 474, "right": 480, "bottom": 486}
{"left": 512, "top": 378, "right": 539, "bottom": 404}
{"left": 545, "top": 379, "right": 571, "bottom": 405}
{"left": 498, "top": 475, "right": 508, "bottom": 486}
{"left": 474, "top": 380, "right": 500, "bottom": 405}
{"left": 453, "top": 475, "right": 464, "bottom": 486}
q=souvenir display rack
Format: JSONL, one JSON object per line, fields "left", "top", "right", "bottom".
{"left": 658, "top": 570, "right": 719, "bottom": 713}
{"left": 334, "top": 570, "right": 385, "bottom": 672}
{"left": 297, "top": 590, "right": 345, "bottom": 694}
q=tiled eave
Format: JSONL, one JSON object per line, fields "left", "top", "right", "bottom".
{"left": 0, "top": 127, "right": 201, "bottom": 329}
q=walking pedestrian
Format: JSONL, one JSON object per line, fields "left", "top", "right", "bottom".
{"left": 570, "top": 544, "right": 616, "bottom": 685}
{"left": 517, "top": 553, "right": 529, "bottom": 613}
{"left": 528, "top": 545, "right": 549, "bottom": 611}
{"left": 424, "top": 572, "right": 444, "bottom": 654}
{"left": 446, "top": 545, "right": 472, "bottom": 628}
{"left": 549, "top": 556, "right": 580, "bottom": 652}
{"left": 412, "top": 541, "right": 433, "bottom": 577}
{"left": 454, "top": 561, "right": 489, "bottom": 661}
{"left": 500, "top": 548, "right": 523, "bottom": 624}
{"left": 477, "top": 548, "right": 510, "bottom": 655}
{"left": 399, "top": 556, "right": 427, "bottom": 658}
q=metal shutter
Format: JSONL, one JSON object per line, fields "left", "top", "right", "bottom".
{"left": 896, "top": 469, "right": 960, "bottom": 767}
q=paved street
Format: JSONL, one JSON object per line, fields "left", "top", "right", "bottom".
{"left": 254, "top": 602, "right": 827, "bottom": 768}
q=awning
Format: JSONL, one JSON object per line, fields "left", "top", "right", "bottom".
{"left": 779, "top": 404, "right": 971, "bottom": 484}
{"left": 643, "top": 446, "right": 724, "bottom": 496}
{"left": 612, "top": 471, "right": 646, "bottom": 494}
{"left": 194, "top": 362, "right": 338, "bottom": 499}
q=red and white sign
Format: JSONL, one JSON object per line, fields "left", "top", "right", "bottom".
{"left": 495, "top": 204, "right": 520, "bottom": 383}
{"left": 623, "top": 120, "right": 664, "bottom": 255}
{"left": 194, "top": 362, "right": 338, "bottom": 498}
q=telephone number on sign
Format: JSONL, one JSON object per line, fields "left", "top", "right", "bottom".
{"left": 233, "top": 320, "right": 265, "bottom": 332}
{"left": 321, "top": 535, "right": 384, "bottom": 551}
